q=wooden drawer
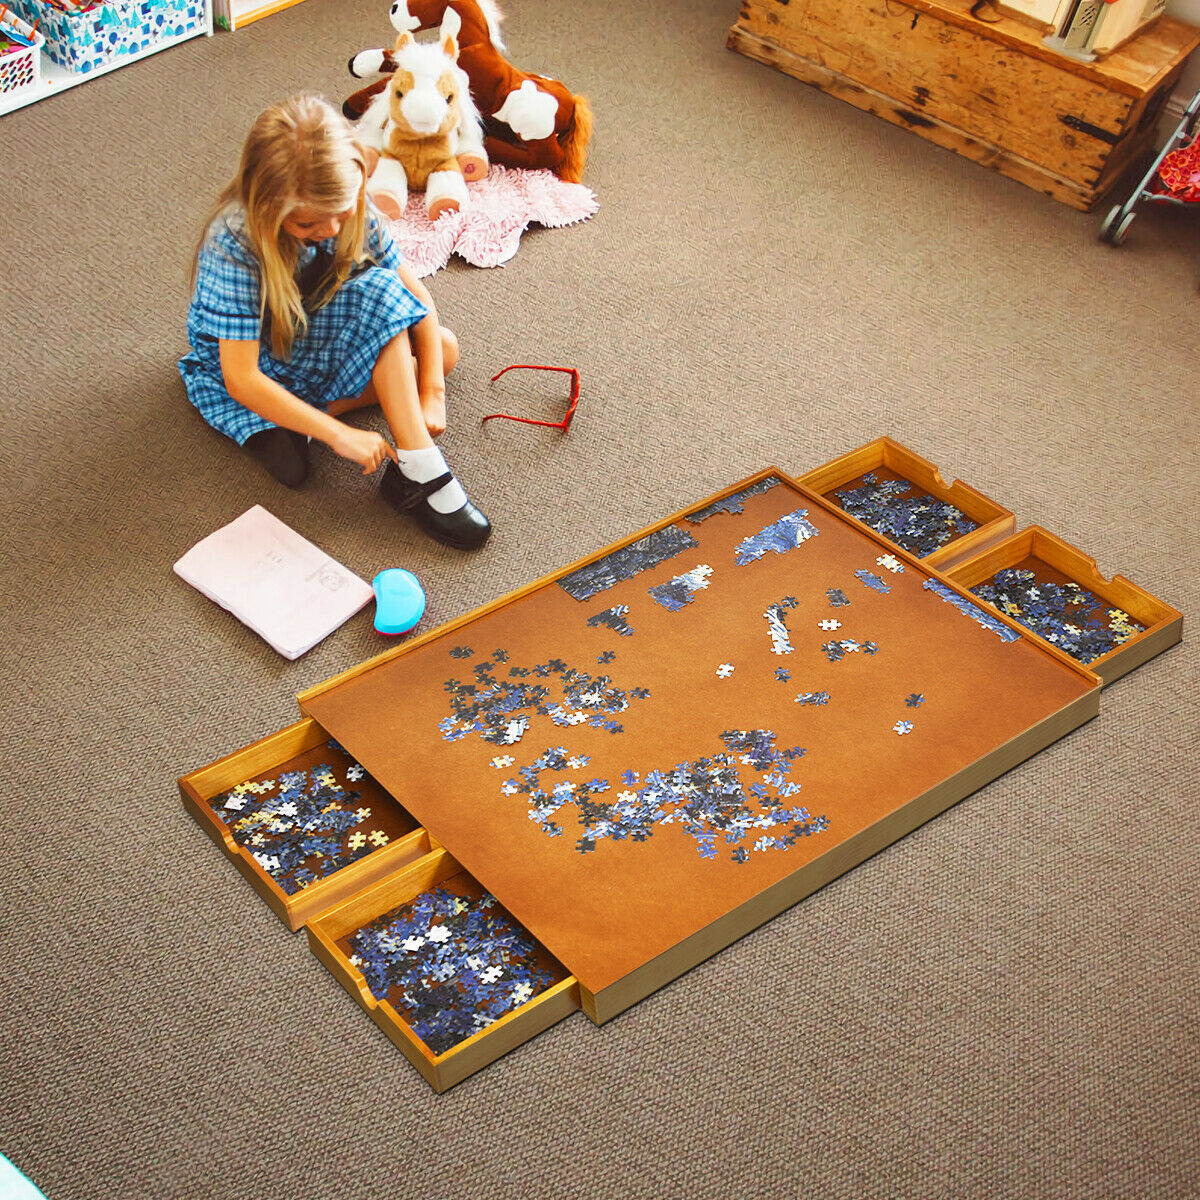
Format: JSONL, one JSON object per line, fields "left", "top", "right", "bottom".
{"left": 308, "top": 847, "right": 579, "bottom": 1093}
{"left": 944, "top": 526, "right": 1182, "bottom": 685}
{"left": 179, "top": 717, "right": 433, "bottom": 931}
{"left": 799, "top": 437, "right": 1015, "bottom": 570}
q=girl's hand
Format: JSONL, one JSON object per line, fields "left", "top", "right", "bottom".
{"left": 328, "top": 424, "right": 398, "bottom": 474}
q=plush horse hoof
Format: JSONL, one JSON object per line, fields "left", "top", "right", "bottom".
{"left": 427, "top": 196, "right": 461, "bottom": 220}
{"left": 457, "top": 153, "right": 488, "bottom": 182}
{"left": 369, "top": 189, "right": 406, "bottom": 220}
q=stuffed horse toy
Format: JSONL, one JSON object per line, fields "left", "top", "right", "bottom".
{"left": 346, "top": 0, "right": 593, "bottom": 184}
{"left": 356, "top": 17, "right": 484, "bottom": 221}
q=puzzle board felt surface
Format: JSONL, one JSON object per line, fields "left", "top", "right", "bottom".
{"left": 303, "top": 472, "right": 1096, "bottom": 1001}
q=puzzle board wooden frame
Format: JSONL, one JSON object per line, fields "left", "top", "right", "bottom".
{"left": 180, "top": 447, "right": 1181, "bottom": 1091}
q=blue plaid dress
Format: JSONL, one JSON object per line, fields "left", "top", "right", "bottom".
{"left": 179, "top": 210, "right": 428, "bottom": 445}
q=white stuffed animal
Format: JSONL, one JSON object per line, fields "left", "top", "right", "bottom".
{"left": 355, "top": 12, "right": 485, "bottom": 220}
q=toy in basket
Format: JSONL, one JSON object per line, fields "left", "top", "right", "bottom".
{"left": 0, "top": 5, "right": 43, "bottom": 97}
{"left": 1099, "top": 86, "right": 1200, "bottom": 246}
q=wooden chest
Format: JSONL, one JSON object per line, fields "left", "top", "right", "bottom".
{"left": 726, "top": 0, "right": 1200, "bottom": 210}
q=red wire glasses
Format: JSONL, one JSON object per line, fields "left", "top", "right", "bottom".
{"left": 482, "top": 363, "right": 580, "bottom": 432}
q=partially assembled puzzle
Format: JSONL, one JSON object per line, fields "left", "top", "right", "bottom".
{"left": 181, "top": 440, "right": 1182, "bottom": 1091}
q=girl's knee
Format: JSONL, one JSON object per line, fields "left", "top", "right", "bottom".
{"left": 441, "top": 326, "right": 459, "bottom": 374}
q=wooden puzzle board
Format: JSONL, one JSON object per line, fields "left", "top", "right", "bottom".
{"left": 304, "top": 472, "right": 1096, "bottom": 1009}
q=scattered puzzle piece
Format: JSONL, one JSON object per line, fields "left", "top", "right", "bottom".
{"left": 855, "top": 569, "right": 891, "bottom": 595}
{"left": 649, "top": 564, "right": 713, "bottom": 612}
{"left": 734, "top": 509, "right": 820, "bottom": 565}
{"left": 586, "top": 605, "right": 634, "bottom": 637}
{"left": 764, "top": 596, "right": 799, "bottom": 655}
{"left": 510, "top": 729, "right": 825, "bottom": 862}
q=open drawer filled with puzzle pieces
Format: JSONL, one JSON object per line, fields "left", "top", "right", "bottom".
{"left": 308, "top": 846, "right": 579, "bottom": 1093}
{"left": 799, "top": 437, "right": 1015, "bottom": 570}
{"left": 179, "top": 718, "right": 433, "bottom": 931}
{"left": 942, "top": 526, "right": 1182, "bottom": 686}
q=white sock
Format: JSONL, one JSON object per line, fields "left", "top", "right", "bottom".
{"left": 395, "top": 446, "right": 468, "bottom": 514}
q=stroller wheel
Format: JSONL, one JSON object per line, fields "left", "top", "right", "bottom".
{"left": 1099, "top": 204, "right": 1121, "bottom": 243}
{"left": 1111, "top": 211, "right": 1136, "bottom": 246}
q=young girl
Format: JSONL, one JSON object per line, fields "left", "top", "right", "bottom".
{"left": 179, "top": 94, "right": 490, "bottom": 551}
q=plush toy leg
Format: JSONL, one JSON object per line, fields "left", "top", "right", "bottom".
{"left": 425, "top": 169, "right": 468, "bottom": 220}
{"left": 482, "top": 133, "right": 565, "bottom": 175}
{"left": 369, "top": 157, "right": 410, "bottom": 220}
{"left": 457, "top": 149, "right": 488, "bottom": 182}
{"left": 493, "top": 79, "right": 559, "bottom": 142}
{"left": 452, "top": 63, "right": 488, "bottom": 182}
{"left": 343, "top": 77, "right": 387, "bottom": 122}
{"left": 454, "top": 109, "right": 489, "bottom": 181}
{"left": 349, "top": 48, "right": 387, "bottom": 78}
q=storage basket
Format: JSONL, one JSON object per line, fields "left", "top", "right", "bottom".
{"left": 0, "top": 11, "right": 43, "bottom": 96}
{"left": 7, "top": 0, "right": 205, "bottom": 75}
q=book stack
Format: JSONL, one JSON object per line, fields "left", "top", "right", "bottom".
{"left": 1000, "top": 0, "right": 1167, "bottom": 57}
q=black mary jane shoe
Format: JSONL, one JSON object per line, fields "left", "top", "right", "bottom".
{"left": 380, "top": 461, "right": 492, "bottom": 551}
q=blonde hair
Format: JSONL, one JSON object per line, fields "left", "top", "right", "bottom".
{"left": 194, "top": 95, "right": 369, "bottom": 360}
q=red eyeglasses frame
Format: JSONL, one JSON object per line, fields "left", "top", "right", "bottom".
{"left": 482, "top": 363, "right": 580, "bottom": 432}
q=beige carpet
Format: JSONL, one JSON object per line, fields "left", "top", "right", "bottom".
{"left": 0, "top": 0, "right": 1197, "bottom": 1196}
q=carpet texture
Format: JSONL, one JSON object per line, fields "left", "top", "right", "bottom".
{"left": 0, "top": 0, "right": 1197, "bottom": 1197}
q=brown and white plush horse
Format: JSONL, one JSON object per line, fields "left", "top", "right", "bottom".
{"left": 356, "top": 20, "right": 483, "bottom": 220}
{"left": 347, "top": 0, "right": 593, "bottom": 183}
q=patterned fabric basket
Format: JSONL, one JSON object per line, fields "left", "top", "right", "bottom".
{"left": 8, "top": 0, "right": 204, "bottom": 74}
{"left": 0, "top": 11, "right": 43, "bottom": 95}
{"left": 1158, "top": 137, "right": 1200, "bottom": 203}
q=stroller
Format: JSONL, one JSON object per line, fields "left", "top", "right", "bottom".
{"left": 1099, "top": 85, "right": 1200, "bottom": 245}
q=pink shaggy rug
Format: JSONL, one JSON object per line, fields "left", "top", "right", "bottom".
{"left": 386, "top": 165, "right": 598, "bottom": 277}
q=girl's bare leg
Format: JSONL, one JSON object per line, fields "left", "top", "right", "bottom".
{"left": 328, "top": 326, "right": 457, "bottom": 417}
{"left": 370, "top": 333, "right": 435, "bottom": 450}
{"left": 370, "top": 327, "right": 489, "bottom": 548}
